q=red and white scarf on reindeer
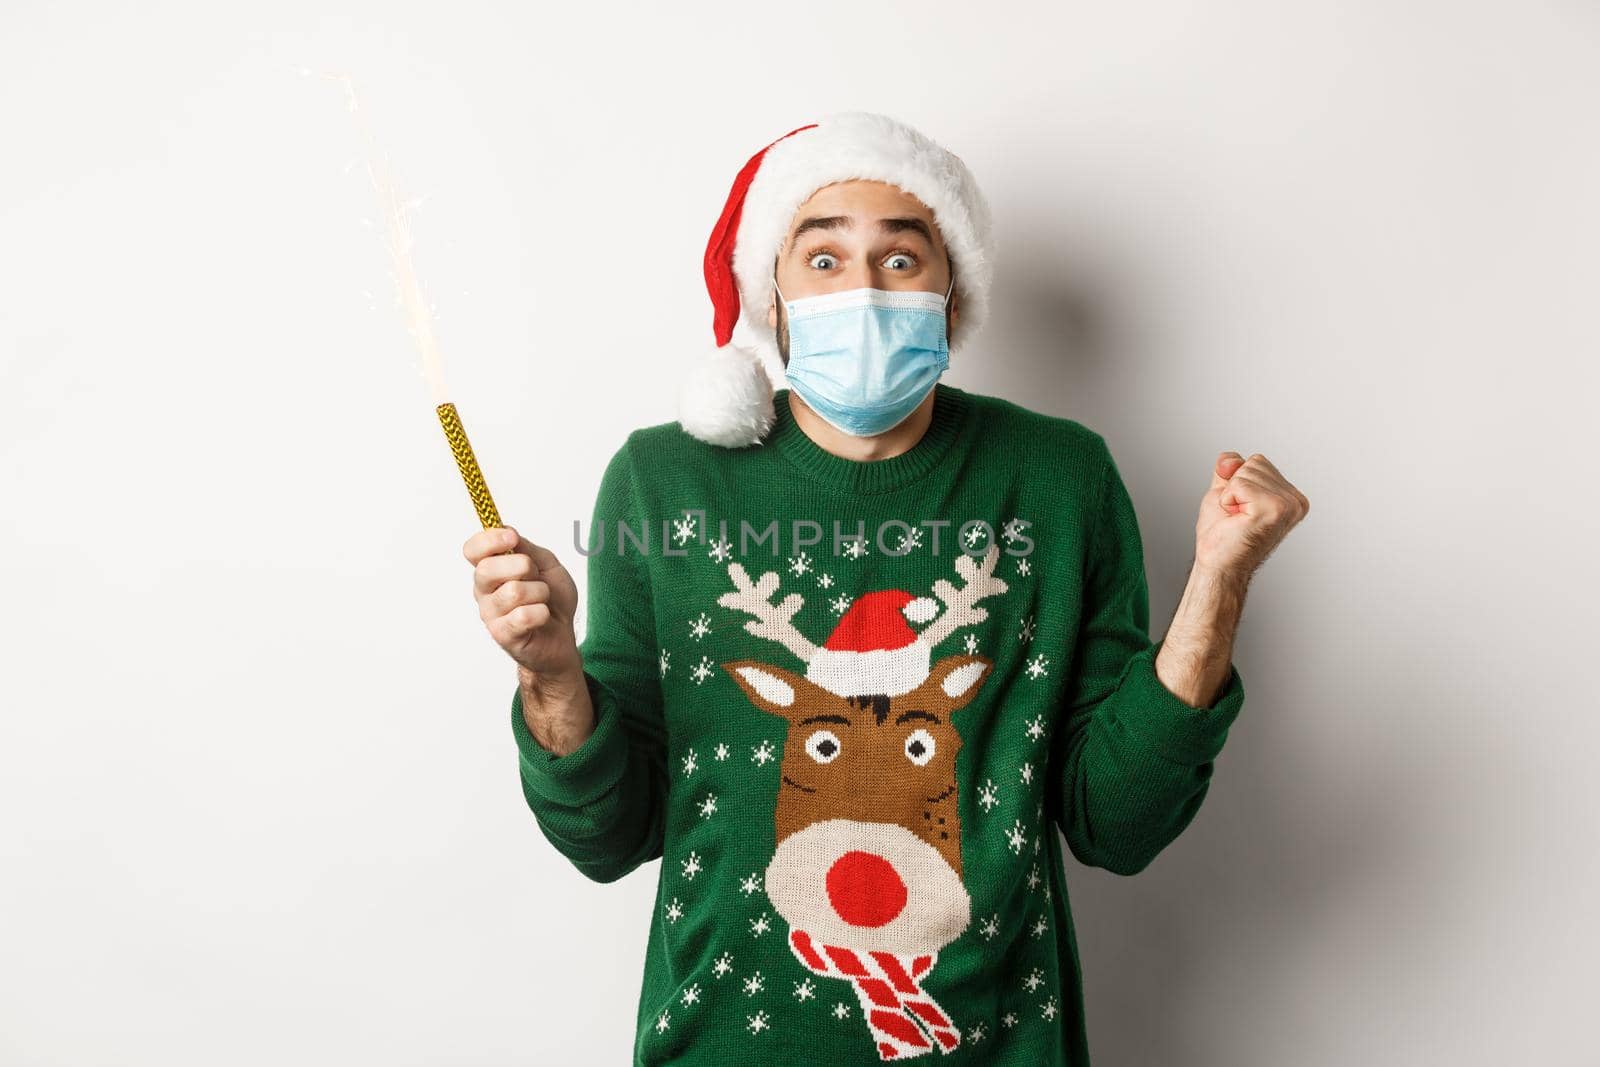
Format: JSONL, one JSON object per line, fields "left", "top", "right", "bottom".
{"left": 789, "top": 928, "right": 961, "bottom": 1059}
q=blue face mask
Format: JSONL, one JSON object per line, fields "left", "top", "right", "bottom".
{"left": 774, "top": 271, "right": 955, "bottom": 438}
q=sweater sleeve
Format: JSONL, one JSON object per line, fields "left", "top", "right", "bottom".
{"left": 509, "top": 438, "right": 668, "bottom": 884}
{"left": 1048, "top": 438, "right": 1246, "bottom": 876}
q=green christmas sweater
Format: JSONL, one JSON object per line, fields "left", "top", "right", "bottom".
{"left": 510, "top": 383, "right": 1246, "bottom": 1065}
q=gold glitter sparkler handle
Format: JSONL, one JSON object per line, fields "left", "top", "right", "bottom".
{"left": 436, "top": 402, "right": 503, "bottom": 529}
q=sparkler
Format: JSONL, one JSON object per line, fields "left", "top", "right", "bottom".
{"left": 315, "top": 68, "right": 503, "bottom": 530}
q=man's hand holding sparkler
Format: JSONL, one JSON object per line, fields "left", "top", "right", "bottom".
{"left": 465, "top": 526, "right": 595, "bottom": 756}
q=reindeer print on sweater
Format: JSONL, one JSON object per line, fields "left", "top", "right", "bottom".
{"left": 717, "top": 545, "right": 1007, "bottom": 1059}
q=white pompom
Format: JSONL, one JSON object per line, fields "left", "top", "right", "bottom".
{"left": 903, "top": 596, "right": 941, "bottom": 625}
{"left": 677, "top": 343, "right": 777, "bottom": 447}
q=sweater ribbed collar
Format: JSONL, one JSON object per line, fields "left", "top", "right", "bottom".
{"left": 766, "top": 383, "right": 973, "bottom": 495}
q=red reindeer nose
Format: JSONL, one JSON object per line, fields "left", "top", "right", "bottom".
{"left": 825, "top": 850, "right": 908, "bottom": 927}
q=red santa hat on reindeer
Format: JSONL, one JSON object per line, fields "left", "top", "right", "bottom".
{"left": 805, "top": 589, "right": 942, "bottom": 699}
{"left": 680, "top": 111, "right": 999, "bottom": 448}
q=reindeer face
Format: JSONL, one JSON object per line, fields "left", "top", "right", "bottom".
{"left": 722, "top": 653, "right": 992, "bottom": 956}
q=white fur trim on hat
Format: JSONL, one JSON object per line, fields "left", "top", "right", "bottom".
{"left": 805, "top": 639, "right": 932, "bottom": 699}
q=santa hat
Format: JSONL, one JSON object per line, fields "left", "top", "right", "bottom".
{"left": 806, "top": 589, "right": 942, "bottom": 699}
{"left": 679, "top": 111, "right": 998, "bottom": 448}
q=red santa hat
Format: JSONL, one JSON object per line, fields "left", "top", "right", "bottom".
{"left": 805, "top": 589, "right": 943, "bottom": 699}
{"left": 680, "top": 111, "right": 998, "bottom": 448}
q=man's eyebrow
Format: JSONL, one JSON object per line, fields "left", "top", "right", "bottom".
{"left": 878, "top": 217, "right": 936, "bottom": 244}
{"left": 788, "top": 215, "right": 936, "bottom": 249}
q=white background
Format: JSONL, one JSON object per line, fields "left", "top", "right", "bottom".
{"left": 3, "top": 3, "right": 1596, "bottom": 1064}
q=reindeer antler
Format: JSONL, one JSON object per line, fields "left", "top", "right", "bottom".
{"left": 918, "top": 543, "right": 1011, "bottom": 649}
{"left": 718, "top": 563, "right": 820, "bottom": 664}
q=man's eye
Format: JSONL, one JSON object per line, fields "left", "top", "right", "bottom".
{"left": 807, "top": 252, "right": 838, "bottom": 270}
{"left": 885, "top": 253, "right": 916, "bottom": 270}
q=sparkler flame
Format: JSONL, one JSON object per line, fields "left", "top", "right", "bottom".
{"left": 304, "top": 66, "right": 503, "bottom": 530}
{"left": 317, "top": 68, "right": 449, "bottom": 406}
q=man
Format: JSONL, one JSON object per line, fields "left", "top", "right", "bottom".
{"left": 465, "top": 112, "right": 1308, "bottom": 1065}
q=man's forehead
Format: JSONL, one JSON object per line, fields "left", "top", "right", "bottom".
{"left": 785, "top": 181, "right": 941, "bottom": 244}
